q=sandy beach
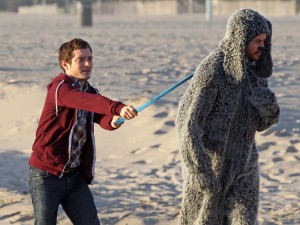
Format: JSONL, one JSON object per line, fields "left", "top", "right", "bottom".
{"left": 0, "top": 12, "right": 299, "bottom": 225}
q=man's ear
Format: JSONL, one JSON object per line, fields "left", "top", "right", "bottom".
{"left": 61, "top": 60, "right": 70, "bottom": 72}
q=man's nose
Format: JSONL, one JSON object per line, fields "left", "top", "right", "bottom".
{"left": 258, "top": 42, "right": 265, "bottom": 51}
{"left": 259, "top": 42, "right": 265, "bottom": 48}
{"left": 84, "top": 59, "right": 92, "bottom": 66}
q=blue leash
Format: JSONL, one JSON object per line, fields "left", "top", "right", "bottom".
{"left": 115, "top": 72, "right": 194, "bottom": 125}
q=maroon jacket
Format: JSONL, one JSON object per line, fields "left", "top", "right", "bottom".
{"left": 29, "top": 73, "right": 125, "bottom": 184}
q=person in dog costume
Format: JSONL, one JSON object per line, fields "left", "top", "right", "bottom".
{"left": 176, "top": 8, "right": 280, "bottom": 225}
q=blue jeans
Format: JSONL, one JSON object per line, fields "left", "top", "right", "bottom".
{"left": 28, "top": 166, "right": 100, "bottom": 225}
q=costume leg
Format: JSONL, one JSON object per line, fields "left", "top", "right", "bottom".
{"left": 179, "top": 189, "right": 204, "bottom": 225}
{"left": 179, "top": 177, "right": 223, "bottom": 225}
{"left": 226, "top": 167, "right": 259, "bottom": 225}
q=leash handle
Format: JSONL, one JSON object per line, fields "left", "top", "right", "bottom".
{"left": 115, "top": 72, "right": 194, "bottom": 125}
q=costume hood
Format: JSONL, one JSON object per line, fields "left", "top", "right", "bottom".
{"left": 219, "top": 8, "right": 273, "bottom": 81}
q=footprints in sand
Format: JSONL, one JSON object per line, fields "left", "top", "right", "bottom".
{"left": 153, "top": 112, "right": 168, "bottom": 118}
{"left": 90, "top": 102, "right": 183, "bottom": 223}
{"left": 257, "top": 133, "right": 300, "bottom": 224}
{"left": 153, "top": 111, "right": 176, "bottom": 136}
{"left": 258, "top": 141, "right": 276, "bottom": 152}
{"left": 131, "top": 144, "right": 160, "bottom": 155}
{"left": 0, "top": 190, "right": 34, "bottom": 224}
{"left": 154, "top": 129, "right": 167, "bottom": 135}
{"left": 272, "top": 155, "right": 284, "bottom": 163}
{"left": 164, "top": 120, "right": 175, "bottom": 127}
{"left": 286, "top": 145, "right": 298, "bottom": 153}
{"left": 91, "top": 108, "right": 182, "bottom": 224}
{"left": 93, "top": 160, "right": 182, "bottom": 225}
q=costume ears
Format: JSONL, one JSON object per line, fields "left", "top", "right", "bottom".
{"left": 255, "top": 19, "right": 273, "bottom": 78}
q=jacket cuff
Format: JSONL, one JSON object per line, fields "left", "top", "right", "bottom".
{"left": 115, "top": 102, "right": 126, "bottom": 116}
{"left": 99, "top": 115, "right": 115, "bottom": 131}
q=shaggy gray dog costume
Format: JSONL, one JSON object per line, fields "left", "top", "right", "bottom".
{"left": 176, "top": 9, "right": 280, "bottom": 225}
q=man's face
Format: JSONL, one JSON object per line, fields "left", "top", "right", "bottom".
{"left": 246, "top": 34, "right": 267, "bottom": 61}
{"left": 61, "top": 48, "right": 93, "bottom": 80}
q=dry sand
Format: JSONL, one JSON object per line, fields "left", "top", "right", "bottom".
{"left": 0, "top": 13, "right": 299, "bottom": 225}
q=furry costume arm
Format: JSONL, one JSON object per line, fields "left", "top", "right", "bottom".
{"left": 176, "top": 64, "right": 219, "bottom": 192}
{"left": 249, "top": 80, "right": 280, "bottom": 131}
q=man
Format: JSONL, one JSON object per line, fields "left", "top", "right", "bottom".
{"left": 176, "top": 9, "right": 279, "bottom": 225}
{"left": 28, "top": 38, "right": 137, "bottom": 225}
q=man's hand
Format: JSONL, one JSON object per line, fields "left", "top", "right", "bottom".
{"left": 120, "top": 105, "right": 138, "bottom": 120}
{"left": 111, "top": 115, "right": 123, "bottom": 129}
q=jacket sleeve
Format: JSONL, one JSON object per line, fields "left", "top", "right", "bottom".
{"left": 94, "top": 114, "right": 115, "bottom": 131}
{"left": 49, "top": 80, "right": 125, "bottom": 116}
{"left": 176, "top": 65, "right": 219, "bottom": 192}
{"left": 249, "top": 78, "right": 280, "bottom": 132}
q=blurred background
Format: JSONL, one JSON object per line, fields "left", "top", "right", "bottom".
{"left": 0, "top": 0, "right": 299, "bottom": 17}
